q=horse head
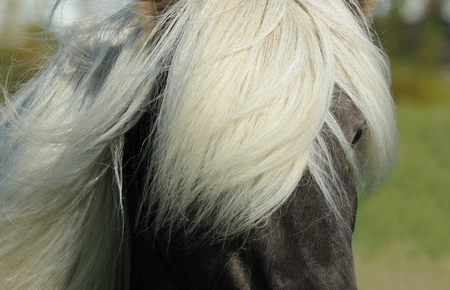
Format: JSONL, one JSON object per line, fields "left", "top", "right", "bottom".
{"left": 0, "top": 0, "right": 396, "bottom": 289}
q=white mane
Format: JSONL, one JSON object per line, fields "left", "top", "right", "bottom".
{"left": 0, "top": 0, "right": 396, "bottom": 288}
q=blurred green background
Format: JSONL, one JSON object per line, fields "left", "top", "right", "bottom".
{"left": 1, "top": 1, "right": 449, "bottom": 289}
{"left": 353, "top": 1, "right": 450, "bottom": 289}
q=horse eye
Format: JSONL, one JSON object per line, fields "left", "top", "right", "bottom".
{"left": 352, "top": 128, "right": 364, "bottom": 145}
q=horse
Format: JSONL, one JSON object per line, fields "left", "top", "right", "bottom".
{"left": 0, "top": 0, "right": 396, "bottom": 289}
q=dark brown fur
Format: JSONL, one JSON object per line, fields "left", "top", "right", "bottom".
{"left": 122, "top": 94, "right": 362, "bottom": 290}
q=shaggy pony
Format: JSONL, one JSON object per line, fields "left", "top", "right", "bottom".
{"left": 0, "top": 0, "right": 395, "bottom": 289}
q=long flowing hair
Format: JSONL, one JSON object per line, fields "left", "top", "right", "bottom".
{"left": 0, "top": 0, "right": 396, "bottom": 288}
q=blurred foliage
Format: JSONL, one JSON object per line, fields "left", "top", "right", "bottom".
{"left": 375, "top": 4, "right": 450, "bottom": 104}
{"left": 0, "top": 25, "right": 55, "bottom": 98}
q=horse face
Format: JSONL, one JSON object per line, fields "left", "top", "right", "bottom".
{"left": 126, "top": 97, "right": 364, "bottom": 290}
{"left": 124, "top": 1, "right": 379, "bottom": 288}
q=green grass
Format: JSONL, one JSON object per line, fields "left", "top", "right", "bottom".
{"left": 354, "top": 102, "right": 450, "bottom": 289}
{"left": 354, "top": 103, "right": 450, "bottom": 255}
{"left": 355, "top": 243, "right": 450, "bottom": 290}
